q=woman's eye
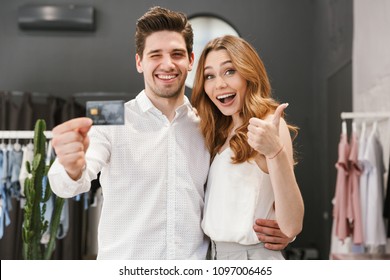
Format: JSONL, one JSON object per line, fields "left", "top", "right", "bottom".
{"left": 225, "top": 69, "right": 236, "bottom": 75}
{"left": 205, "top": 74, "right": 214, "bottom": 80}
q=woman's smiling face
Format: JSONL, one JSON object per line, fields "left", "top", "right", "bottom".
{"left": 203, "top": 49, "right": 247, "bottom": 118}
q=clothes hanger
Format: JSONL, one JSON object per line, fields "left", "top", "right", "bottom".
{"left": 342, "top": 120, "right": 347, "bottom": 136}
{"left": 13, "top": 138, "right": 21, "bottom": 152}
{"left": 360, "top": 121, "right": 366, "bottom": 139}
{"left": 27, "top": 137, "right": 34, "bottom": 150}
{"left": 367, "top": 120, "right": 379, "bottom": 139}
{"left": 0, "top": 137, "right": 6, "bottom": 150}
{"left": 373, "top": 120, "right": 378, "bottom": 132}
{"left": 6, "top": 138, "right": 12, "bottom": 150}
{"left": 45, "top": 140, "right": 53, "bottom": 165}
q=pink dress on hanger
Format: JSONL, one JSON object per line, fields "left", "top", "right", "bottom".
{"left": 333, "top": 133, "right": 351, "bottom": 241}
{"left": 347, "top": 132, "right": 364, "bottom": 244}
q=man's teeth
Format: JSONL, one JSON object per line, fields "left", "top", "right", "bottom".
{"left": 217, "top": 93, "right": 235, "bottom": 100}
{"left": 158, "top": 74, "right": 176, "bottom": 80}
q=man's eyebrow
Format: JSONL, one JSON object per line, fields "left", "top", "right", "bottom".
{"left": 146, "top": 49, "right": 162, "bottom": 55}
{"left": 172, "top": 48, "right": 186, "bottom": 53}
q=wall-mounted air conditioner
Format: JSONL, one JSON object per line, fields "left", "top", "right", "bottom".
{"left": 18, "top": 4, "right": 96, "bottom": 31}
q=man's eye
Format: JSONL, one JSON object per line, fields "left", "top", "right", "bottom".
{"left": 172, "top": 53, "right": 185, "bottom": 57}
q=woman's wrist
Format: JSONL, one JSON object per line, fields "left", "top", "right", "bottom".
{"left": 267, "top": 145, "right": 284, "bottom": 159}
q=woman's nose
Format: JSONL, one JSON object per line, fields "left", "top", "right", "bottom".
{"left": 215, "top": 76, "right": 227, "bottom": 89}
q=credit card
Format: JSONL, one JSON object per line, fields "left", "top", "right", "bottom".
{"left": 86, "top": 100, "right": 125, "bottom": 125}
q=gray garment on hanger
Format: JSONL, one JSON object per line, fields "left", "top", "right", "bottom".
{"left": 8, "top": 149, "right": 23, "bottom": 198}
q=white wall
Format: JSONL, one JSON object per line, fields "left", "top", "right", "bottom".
{"left": 353, "top": 0, "right": 390, "bottom": 167}
{"left": 353, "top": 0, "right": 390, "bottom": 251}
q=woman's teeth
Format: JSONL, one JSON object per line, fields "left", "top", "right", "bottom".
{"left": 217, "top": 93, "right": 236, "bottom": 103}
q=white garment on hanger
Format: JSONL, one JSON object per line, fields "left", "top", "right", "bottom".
{"left": 358, "top": 122, "right": 368, "bottom": 245}
{"left": 19, "top": 142, "right": 34, "bottom": 197}
{"left": 363, "top": 123, "right": 387, "bottom": 249}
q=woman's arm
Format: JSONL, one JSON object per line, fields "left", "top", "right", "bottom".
{"left": 247, "top": 104, "right": 304, "bottom": 238}
{"left": 265, "top": 117, "right": 304, "bottom": 238}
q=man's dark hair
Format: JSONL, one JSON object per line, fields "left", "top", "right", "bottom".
{"left": 135, "top": 6, "right": 193, "bottom": 58}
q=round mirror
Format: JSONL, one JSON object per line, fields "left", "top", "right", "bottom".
{"left": 185, "top": 15, "right": 240, "bottom": 89}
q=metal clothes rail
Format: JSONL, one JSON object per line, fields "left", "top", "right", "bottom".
{"left": 341, "top": 111, "right": 390, "bottom": 120}
{"left": 0, "top": 130, "right": 52, "bottom": 139}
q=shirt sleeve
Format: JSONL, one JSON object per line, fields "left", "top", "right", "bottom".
{"left": 48, "top": 159, "right": 89, "bottom": 198}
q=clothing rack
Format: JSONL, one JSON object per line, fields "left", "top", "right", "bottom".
{"left": 340, "top": 112, "right": 390, "bottom": 134}
{"left": 0, "top": 130, "right": 52, "bottom": 139}
{"left": 341, "top": 111, "right": 390, "bottom": 120}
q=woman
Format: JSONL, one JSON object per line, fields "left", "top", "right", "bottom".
{"left": 191, "top": 35, "right": 304, "bottom": 260}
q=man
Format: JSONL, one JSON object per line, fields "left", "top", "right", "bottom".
{"left": 48, "top": 6, "right": 291, "bottom": 260}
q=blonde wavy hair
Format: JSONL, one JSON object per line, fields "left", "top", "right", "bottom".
{"left": 191, "top": 35, "right": 298, "bottom": 163}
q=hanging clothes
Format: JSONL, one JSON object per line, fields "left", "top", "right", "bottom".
{"left": 8, "top": 146, "right": 23, "bottom": 199}
{"left": 0, "top": 91, "right": 130, "bottom": 259}
{"left": 333, "top": 131, "right": 351, "bottom": 241}
{"left": 0, "top": 91, "right": 80, "bottom": 259}
{"left": 363, "top": 123, "right": 387, "bottom": 249}
{"left": 384, "top": 156, "right": 390, "bottom": 237}
{"left": 0, "top": 147, "right": 11, "bottom": 239}
{"left": 347, "top": 128, "right": 365, "bottom": 254}
{"left": 3, "top": 143, "right": 13, "bottom": 217}
{"left": 330, "top": 127, "right": 353, "bottom": 258}
{"left": 348, "top": 129, "right": 364, "bottom": 244}
{"left": 358, "top": 122, "right": 369, "bottom": 244}
{"left": 19, "top": 142, "right": 34, "bottom": 197}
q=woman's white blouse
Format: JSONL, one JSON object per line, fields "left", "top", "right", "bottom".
{"left": 202, "top": 148, "right": 276, "bottom": 245}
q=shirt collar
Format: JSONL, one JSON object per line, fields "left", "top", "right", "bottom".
{"left": 136, "top": 90, "right": 193, "bottom": 115}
